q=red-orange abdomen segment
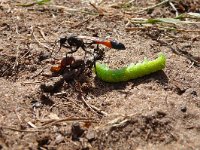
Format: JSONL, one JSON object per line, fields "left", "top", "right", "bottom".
{"left": 95, "top": 40, "right": 125, "bottom": 50}
{"left": 95, "top": 41, "right": 112, "bottom": 48}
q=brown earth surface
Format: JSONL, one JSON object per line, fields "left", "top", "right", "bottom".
{"left": 0, "top": 0, "right": 200, "bottom": 149}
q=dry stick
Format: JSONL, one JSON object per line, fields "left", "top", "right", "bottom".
{"left": 0, "top": 126, "right": 46, "bottom": 132}
{"left": 81, "top": 96, "right": 108, "bottom": 116}
{"left": 89, "top": 2, "right": 105, "bottom": 15}
{"left": 54, "top": 91, "right": 108, "bottom": 116}
{"left": 15, "top": 23, "right": 20, "bottom": 35}
{"left": 49, "top": 5, "right": 81, "bottom": 13}
{"left": 1, "top": 63, "right": 13, "bottom": 76}
{"left": 14, "top": 109, "right": 22, "bottom": 123}
{"left": 38, "top": 27, "right": 48, "bottom": 41}
{"left": 41, "top": 117, "right": 98, "bottom": 127}
{"left": 169, "top": 1, "right": 179, "bottom": 17}
{"left": 32, "top": 28, "right": 52, "bottom": 52}
{"left": 21, "top": 81, "right": 42, "bottom": 85}
{"left": 145, "top": 130, "right": 151, "bottom": 141}
{"left": 135, "top": 0, "right": 169, "bottom": 13}
{"left": 54, "top": 93, "right": 96, "bottom": 116}
{"left": 80, "top": 96, "right": 97, "bottom": 114}
{"left": 27, "top": 121, "right": 37, "bottom": 128}
{"left": 12, "top": 44, "right": 20, "bottom": 70}
{"left": 89, "top": 104, "right": 108, "bottom": 116}
{"left": 125, "top": 27, "right": 148, "bottom": 31}
{"left": 156, "top": 39, "right": 200, "bottom": 67}
{"left": 30, "top": 68, "right": 44, "bottom": 79}
{"left": 126, "top": 27, "right": 200, "bottom": 33}
{"left": 176, "top": 46, "right": 200, "bottom": 67}
{"left": 71, "top": 15, "right": 98, "bottom": 28}
{"left": 183, "top": 62, "right": 194, "bottom": 76}
{"left": 175, "top": 29, "right": 200, "bottom": 33}
{"left": 71, "top": 18, "right": 92, "bottom": 28}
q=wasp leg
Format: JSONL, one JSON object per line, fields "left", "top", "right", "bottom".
{"left": 81, "top": 45, "right": 92, "bottom": 61}
{"left": 93, "top": 44, "right": 100, "bottom": 74}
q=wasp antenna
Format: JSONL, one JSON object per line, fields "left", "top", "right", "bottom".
{"left": 51, "top": 39, "right": 62, "bottom": 59}
{"left": 49, "top": 40, "right": 57, "bottom": 56}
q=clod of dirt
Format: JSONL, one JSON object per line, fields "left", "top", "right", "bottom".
{"left": 36, "top": 135, "right": 51, "bottom": 148}
{"left": 71, "top": 122, "right": 85, "bottom": 141}
{"left": 38, "top": 51, "right": 51, "bottom": 61}
{"left": 93, "top": 111, "right": 176, "bottom": 149}
{"left": 0, "top": 55, "right": 15, "bottom": 77}
{"left": 40, "top": 76, "right": 64, "bottom": 94}
{"left": 31, "top": 100, "right": 42, "bottom": 108}
{"left": 85, "top": 129, "right": 96, "bottom": 142}
{"left": 80, "top": 138, "right": 92, "bottom": 150}
{"left": 155, "top": 111, "right": 167, "bottom": 118}
{"left": 40, "top": 94, "right": 54, "bottom": 106}
{"left": 173, "top": 86, "right": 187, "bottom": 95}
{"left": 185, "top": 88, "right": 198, "bottom": 97}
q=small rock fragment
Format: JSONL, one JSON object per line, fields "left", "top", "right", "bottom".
{"left": 86, "top": 129, "right": 96, "bottom": 142}
{"left": 55, "top": 134, "right": 64, "bottom": 144}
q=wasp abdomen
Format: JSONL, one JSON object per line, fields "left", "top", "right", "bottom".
{"left": 110, "top": 41, "right": 126, "bottom": 50}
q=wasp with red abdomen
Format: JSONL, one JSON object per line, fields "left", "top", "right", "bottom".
{"left": 56, "top": 35, "right": 126, "bottom": 55}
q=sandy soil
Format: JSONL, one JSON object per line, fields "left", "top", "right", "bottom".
{"left": 0, "top": 0, "right": 200, "bottom": 149}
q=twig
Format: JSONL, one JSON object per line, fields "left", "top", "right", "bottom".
{"left": 176, "top": 46, "right": 200, "bottom": 67}
{"left": 14, "top": 109, "right": 22, "bottom": 123}
{"left": 49, "top": 5, "right": 81, "bottom": 13}
{"left": 126, "top": 27, "right": 200, "bottom": 33}
{"left": 89, "top": 104, "right": 108, "bottom": 116}
{"left": 15, "top": 23, "right": 20, "bottom": 35}
{"left": 80, "top": 96, "right": 97, "bottom": 114}
{"left": 32, "top": 28, "right": 52, "bottom": 51}
{"left": 12, "top": 44, "right": 20, "bottom": 70}
{"left": 169, "top": 1, "right": 179, "bottom": 17}
{"left": 52, "top": 93, "right": 90, "bottom": 114}
{"left": 89, "top": 2, "right": 105, "bottom": 16}
{"left": 38, "top": 27, "right": 48, "bottom": 41}
{"left": 1, "top": 65, "right": 12, "bottom": 77}
{"left": 125, "top": 27, "right": 149, "bottom": 31}
{"left": 0, "top": 126, "right": 46, "bottom": 132}
{"left": 154, "top": 39, "right": 200, "bottom": 67}
{"left": 79, "top": 95, "right": 108, "bottom": 116}
{"left": 30, "top": 68, "right": 44, "bottom": 79}
{"left": 27, "top": 121, "right": 37, "bottom": 128}
{"left": 21, "top": 81, "right": 42, "bottom": 85}
{"left": 71, "top": 17, "right": 93, "bottom": 29}
{"left": 41, "top": 117, "right": 98, "bottom": 127}
{"left": 135, "top": 0, "right": 169, "bottom": 13}
{"left": 183, "top": 62, "right": 194, "bottom": 76}
{"left": 175, "top": 29, "right": 200, "bottom": 33}
{"left": 145, "top": 129, "right": 151, "bottom": 141}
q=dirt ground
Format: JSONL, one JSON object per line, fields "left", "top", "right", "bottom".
{"left": 0, "top": 0, "right": 200, "bottom": 149}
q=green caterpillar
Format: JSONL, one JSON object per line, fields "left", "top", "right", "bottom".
{"left": 95, "top": 53, "right": 166, "bottom": 82}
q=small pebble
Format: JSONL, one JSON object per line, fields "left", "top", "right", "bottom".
{"left": 55, "top": 134, "right": 64, "bottom": 144}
